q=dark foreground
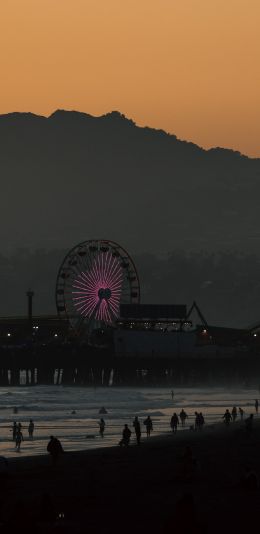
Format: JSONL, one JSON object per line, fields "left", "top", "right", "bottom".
{"left": 1, "top": 420, "right": 260, "bottom": 533}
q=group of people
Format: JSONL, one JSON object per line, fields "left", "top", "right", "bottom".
{"left": 12, "top": 420, "right": 34, "bottom": 451}
{"left": 119, "top": 415, "right": 153, "bottom": 447}
{"left": 223, "top": 406, "right": 255, "bottom": 431}
{"left": 170, "top": 410, "right": 204, "bottom": 433}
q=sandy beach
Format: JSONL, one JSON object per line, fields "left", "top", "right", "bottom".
{"left": 0, "top": 417, "right": 260, "bottom": 533}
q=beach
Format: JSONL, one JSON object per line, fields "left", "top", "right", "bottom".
{"left": 1, "top": 416, "right": 260, "bottom": 533}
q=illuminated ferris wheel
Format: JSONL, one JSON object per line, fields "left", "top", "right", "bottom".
{"left": 56, "top": 239, "right": 140, "bottom": 334}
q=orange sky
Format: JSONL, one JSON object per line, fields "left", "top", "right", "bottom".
{"left": 1, "top": 0, "right": 260, "bottom": 156}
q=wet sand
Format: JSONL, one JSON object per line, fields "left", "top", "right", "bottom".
{"left": 1, "top": 419, "right": 260, "bottom": 533}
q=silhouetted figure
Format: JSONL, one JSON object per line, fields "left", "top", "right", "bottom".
{"left": 12, "top": 422, "right": 17, "bottom": 441}
{"left": 13, "top": 407, "right": 18, "bottom": 414}
{"left": 223, "top": 409, "right": 232, "bottom": 426}
{"left": 198, "top": 412, "right": 205, "bottom": 430}
{"left": 99, "top": 418, "right": 105, "bottom": 438}
{"left": 180, "top": 409, "right": 188, "bottom": 427}
{"left": 171, "top": 390, "right": 174, "bottom": 400}
{"left": 194, "top": 412, "right": 200, "bottom": 430}
{"left": 133, "top": 416, "right": 141, "bottom": 445}
{"left": 15, "top": 428, "right": 23, "bottom": 452}
{"left": 239, "top": 407, "right": 244, "bottom": 420}
{"left": 99, "top": 406, "right": 107, "bottom": 414}
{"left": 119, "top": 424, "right": 131, "bottom": 447}
{"left": 245, "top": 414, "right": 254, "bottom": 434}
{"left": 28, "top": 419, "right": 34, "bottom": 439}
{"left": 232, "top": 406, "right": 237, "bottom": 422}
{"left": 170, "top": 413, "right": 179, "bottom": 433}
{"left": 143, "top": 416, "right": 153, "bottom": 437}
{"left": 47, "top": 436, "right": 64, "bottom": 465}
{"left": 255, "top": 399, "right": 258, "bottom": 414}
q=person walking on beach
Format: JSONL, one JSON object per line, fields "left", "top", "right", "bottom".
{"left": 12, "top": 422, "right": 17, "bottom": 441}
{"left": 15, "top": 428, "right": 23, "bottom": 452}
{"left": 143, "top": 416, "right": 153, "bottom": 437}
{"left": 133, "top": 416, "right": 141, "bottom": 445}
{"left": 171, "top": 413, "right": 179, "bottom": 433}
{"left": 98, "top": 418, "right": 105, "bottom": 438}
{"left": 255, "top": 399, "right": 258, "bottom": 414}
{"left": 47, "top": 436, "right": 64, "bottom": 465}
{"left": 239, "top": 407, "right": 244, "bottom": 420}
{"left": 28, "top": 419, "right": 34, "bottom": 439}
{"left": 198, "top": 412, "right": 205, "bottom": 430}
{"left": 119, "top": 424, "right": 131, "bottom": 447}
{"left": 223, "top": 409, "right": 232, "bottom": 426}
{"left": 232, "top": 406, "right": 237, "bottom": 422}
{"left": 180, "top": 409, "right": 188, "bottom": 427}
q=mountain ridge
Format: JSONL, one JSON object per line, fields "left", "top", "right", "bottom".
{"left": 0, "top": 108, "right": 254, "bottom": 160}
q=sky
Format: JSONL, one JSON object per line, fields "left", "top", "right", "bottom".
{"left": 1, "top": 0, "right": 260, "bottom": 157}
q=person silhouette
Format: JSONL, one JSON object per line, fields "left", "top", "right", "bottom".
{"left": 223, "top": 409, "right": 232, "bottom": 426}
{"left": 133, "top": 416, "right": 141, "bottom": 445}
{"left": 119, "top": 424, "right": 131, "bottom": 447}
{"left": 170, "top": 413, "right": 179, "bottom": 433}
{"left": 99, "top": 418, "right": 105, "bottom": 438}
{"left": 28, "top": 419, "right": 34, "bottom": 439}
{"left": 47, "top": 436, "right": 64, "bottom": 465}
{"left": 15, "top": 428, "right": 23, "bottom": 452}
{"left": 143, "top": 416, "right": 153, "bottom": 437}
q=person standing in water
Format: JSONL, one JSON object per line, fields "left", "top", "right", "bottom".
{"left": 255, "top": 399, "right": 258, "bottom": 414}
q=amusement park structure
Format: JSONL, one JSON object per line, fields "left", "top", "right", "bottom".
{"left": 0, "top": 239, "right": 259, "bottom": 386}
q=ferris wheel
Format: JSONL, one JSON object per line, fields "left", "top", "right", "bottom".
{"left": 56, "top": 239, "right": 140, "bottom": 334}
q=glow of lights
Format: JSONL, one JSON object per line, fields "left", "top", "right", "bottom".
{"left": 54, "top": 334, "right": 58, "bottom": 337}
{"left": 202, "top": 329, "right": 207, "bottom": 334}
{"left": 72, "top": 252, "right": 123, "bottom": 323}
{"left": 7, "top": 333, "right": 11, "bottom": 337}
{"left": 253, "top": 333, "right": 257, "bottom": 337}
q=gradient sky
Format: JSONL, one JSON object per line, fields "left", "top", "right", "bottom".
{"left": 1, "top": 0, "right": 260, "bottom": 156}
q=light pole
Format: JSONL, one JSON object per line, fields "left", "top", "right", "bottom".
{"left": 26, "top": 289, "right": 34, "bottom": 337}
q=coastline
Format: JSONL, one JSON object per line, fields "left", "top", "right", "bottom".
{"left": 1, "top": 418, "right": 260, "bottom": 533}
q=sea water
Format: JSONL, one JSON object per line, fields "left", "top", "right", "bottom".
{"left": 0, "top": 385, "right": 258, "bottom": 458}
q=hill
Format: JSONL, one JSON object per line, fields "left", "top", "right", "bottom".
{"left": 1, "top": 109, "right": 260, "bottom": 253}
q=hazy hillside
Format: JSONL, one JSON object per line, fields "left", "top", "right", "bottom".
{"left": 1, "top": 109, "right": 260, "bottom": 253}
{"left": 2, "top": 110, "right": 260, "bottom": 324}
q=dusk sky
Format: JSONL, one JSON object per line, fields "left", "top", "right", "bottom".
{"left": 1, "top": 0, "right": 260, "bottom": 157}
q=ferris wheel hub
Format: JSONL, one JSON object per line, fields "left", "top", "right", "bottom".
{"left": 98, "top": 287, "right": 112, "bottom": 300}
